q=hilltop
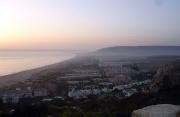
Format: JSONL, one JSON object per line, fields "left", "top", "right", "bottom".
{"left": 92, "top": 46, "right": 180, "bottom": 57}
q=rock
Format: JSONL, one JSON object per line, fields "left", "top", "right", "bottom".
{"left": 177, "top": 111, "right": 180, "bottom": 117}
{"left": 132, "top": 104, "right": 180, "bottom": 117}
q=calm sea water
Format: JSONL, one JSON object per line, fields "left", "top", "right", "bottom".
{"left": 0, "top": 51, "right": 75, "bottom": 76}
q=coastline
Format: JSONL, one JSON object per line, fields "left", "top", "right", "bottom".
{"left": 0, "top": 57, "right": 75, "bottom": 87}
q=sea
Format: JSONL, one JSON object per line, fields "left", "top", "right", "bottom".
{"left": 0, "top": 50, "right": 75, "bottom": 76}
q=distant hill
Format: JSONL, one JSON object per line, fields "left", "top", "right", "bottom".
{"left": 92, "top": 46, "right": 180, "bottom": 57}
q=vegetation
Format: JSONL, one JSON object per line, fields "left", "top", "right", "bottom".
{"left": 0, "top": 84, "right": 179, "bottom": 117}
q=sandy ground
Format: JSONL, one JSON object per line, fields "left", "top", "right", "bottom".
{"left": 0, "top": 58, "right": 76, "bottom": 87}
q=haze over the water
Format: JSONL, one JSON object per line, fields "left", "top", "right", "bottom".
{"left": 0, "top": 50, "right": 75, "bottom": 76}
{"left": 0, "top": 0, "right": 180, "bottom": 51}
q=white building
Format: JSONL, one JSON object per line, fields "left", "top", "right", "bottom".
{"left": 33, "top": 89, "right": 48, "bottom": 97}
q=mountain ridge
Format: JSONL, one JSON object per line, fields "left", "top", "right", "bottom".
{"left": 93, "top": 46, "right": 180, "bottom": 56}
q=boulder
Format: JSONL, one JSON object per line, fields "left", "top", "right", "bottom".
{"left": 177, "top": 111, "right": 180, "bottom": 117}
{"left": 132, "top": 104, "right": 180, "bottom": 117}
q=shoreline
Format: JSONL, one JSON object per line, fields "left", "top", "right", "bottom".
{"left": 0, "top": 57, "right": 75, "bottom": 87}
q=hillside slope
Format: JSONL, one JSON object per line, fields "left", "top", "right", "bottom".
{"left": 93, "top": 46, "right": 180, "bottom": 56}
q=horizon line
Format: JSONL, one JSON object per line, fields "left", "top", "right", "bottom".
{"left": 0, "top": 45, "right": 180, "bottom": 51}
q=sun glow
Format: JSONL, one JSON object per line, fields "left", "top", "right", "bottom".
{"left": 0, "top": 0, "right": 180, "bottom": 50}
{"left": 0, "top": 11, "right": 13, "bottom": 34}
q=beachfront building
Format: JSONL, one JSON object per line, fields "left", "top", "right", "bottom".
{"left": 1, "top": 87, "right": 48, "bottom": 104}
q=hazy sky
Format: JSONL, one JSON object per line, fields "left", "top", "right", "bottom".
{"left": 0, "top": 0, "right": 180, "bottom": 50}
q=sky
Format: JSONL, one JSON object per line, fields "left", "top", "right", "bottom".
{"left": 0, "top": 0, "right": 180, "bottom": 50}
